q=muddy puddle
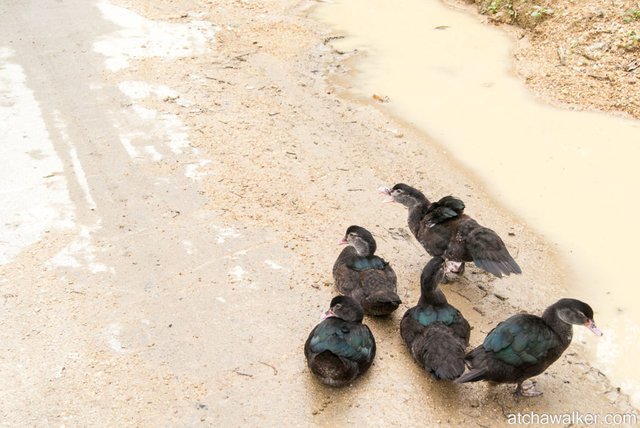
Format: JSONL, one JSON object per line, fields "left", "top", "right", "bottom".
{"left": 313, "top": 0, "right": 640, "bottom": 407}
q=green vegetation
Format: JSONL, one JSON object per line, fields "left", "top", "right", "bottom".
{"left": 487, "top": 0, "right": 502, "bottom": 14}
{"left": 626, "top": 30, "right": 640, "bottom": 50}
{"left": 622, "top": 6, "right": 640, "bottom": 23}
{"left": 484, "top": 0, "right": 515, "bottom": 17}
{"left": 530, "top": 5, "right": 554, "bottom": 20}
{"left": 478, "top": 0, "right": 553, "bottom": 28}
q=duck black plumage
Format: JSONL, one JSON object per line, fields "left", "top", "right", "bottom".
{"left": 379, "top": 183, "right": 521, "bottom": 278}
{"left": 333, "top": 226, "right": 401, "bottom": 316}
{"left": 400, "top": 257, "right": 471, "bottom": 380}
{"left": 455, "top": 298, "right": 603, "bottom": 396}
{"left": 304, "top": 296, "right": 376, "bottom": 387}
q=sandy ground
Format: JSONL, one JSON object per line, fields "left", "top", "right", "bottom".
{"left": 457, "top": 0, "right": 640, "bottom": 119}
{"left": 0, "top": 0, "right": 637, "bottom": 426}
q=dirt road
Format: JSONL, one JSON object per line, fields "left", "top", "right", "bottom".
{"left": 0, "top": 0, "right": 635, "bottom": 426}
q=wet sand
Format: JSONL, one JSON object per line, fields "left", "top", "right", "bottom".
{"left": 0, "top": 0, "right": 636, "bottom": 426}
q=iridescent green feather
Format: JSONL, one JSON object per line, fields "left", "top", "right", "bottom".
{"left": 349, "top": 256, "right": 387, "bottom": 271}
{"left": 309, "top": 319, "right": 374, "bottom": 361}
{"left": 483, "top": 315, "right": 559, "bottom": 366}
{"left": 413, "top": 305, "right": 457, "bottom": 327}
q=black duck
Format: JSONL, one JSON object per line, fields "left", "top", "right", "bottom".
{"left": 379, "top": 183, "right": 521, "bottom": 278}
{"left": 333, "top": 225, "right": 401, "bottom": 316}
{"left": 455, "top": 298, "right": 602, "bottom": 396}
{"left": 304, "top": 296, "right": 376, "bottom": 387}
{"left": 400, "top": 256, "right": 471, "bottom": 380}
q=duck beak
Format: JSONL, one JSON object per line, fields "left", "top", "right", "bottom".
{"left": 322, "top": 308, "right": 336, "bottom": 319}
{"left": 377, "top": 186, "right": 394, "bottom": 203}
{"left": 337, "top": 237, "right": 348, "bottom": 245}
{"left": 585, "top": 319, "right": 603, "bottom": 336}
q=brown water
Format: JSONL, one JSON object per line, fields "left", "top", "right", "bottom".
{"left": 314, "top": 0, "right": 640, "bottom": 407}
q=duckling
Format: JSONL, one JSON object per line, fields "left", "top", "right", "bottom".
{"left": 456, "top": 298, "right": 602, "bottom": 396}
{"left": 333, "top": 226, "right": 401, "bottom": 316}
{"left": 379, "top": 183, "right": 521, "bottom": 278}
{"left": 304, "top": 296, "right": 376, "bottom": 387}
{"left": 400, "top": 257, "right": 470, "bottom": 379}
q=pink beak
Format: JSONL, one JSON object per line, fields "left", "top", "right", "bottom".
{"left": 585, "top": 319, "right": 603, "bottom": 336}
{"left": 377, "top": 186, "right": 395, "bottom": 203}
{"left": 322, "top": 308, "right": 336, "bottom": 319}
{"left": 337, "top": 237, "right": 348, "bottom": 245}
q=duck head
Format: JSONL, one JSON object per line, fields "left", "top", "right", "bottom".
{"left": 378, "top": 183, "right": 427, "bottom": 207}
{"left": 420, "top": 257, "right": 446, "bottom": 293}
{"left": 554, "top": 298, "right": 603, "bottom": 336}
{"left": 338, "top": 225, "right": 377, "bottom": 257}
{"left": 418, "top": 257, "right": 448, "bottom": 305}
{"left": 323, "top": 295, "right": 365, "bottom": 323}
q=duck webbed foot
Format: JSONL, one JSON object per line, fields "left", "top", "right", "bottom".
{"left": 515, "top": 380, "right": 543, "bottom": 397}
